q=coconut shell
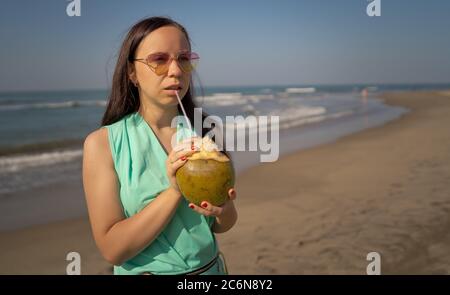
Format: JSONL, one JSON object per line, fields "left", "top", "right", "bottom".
{"left": 176, "top": 155, "right": 235, "bottom": 206}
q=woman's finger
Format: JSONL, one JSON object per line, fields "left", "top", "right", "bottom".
{"left": 199, "top": 201, "right": 224, "bottom": 216}
{"left": 228, "top": 188, "right": 237, "bottom": 201}
{"left": 180, "top": 136, "right": 201, "bottom": 143}
{"left": 169, "top": 157, "right": 188, "bottom": 172}
{"left": 188, "top": 203, "right": 214, "bottom": 216}
{"left": 171, "top": 137, "right": 201, "bottom": 156}
{"left": 172, "top": 143, "right": 187, "bottom": 153}
{"left": 168, "top": 148, "right": 199, "bottom": 166}
{"left": 177, "top": 136, "right": 201, "bottom": 149}
{"left": 171, "top": 142, "right": 193, "bottom": 155}
{"left": 189, "top": 202, "right": 224, "bottom": 217}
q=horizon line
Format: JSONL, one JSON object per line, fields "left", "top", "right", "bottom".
{"left": 1, "top": 82, "right": 450, "bottom": 94}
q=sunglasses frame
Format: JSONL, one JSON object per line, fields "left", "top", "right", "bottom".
{"left": 133, "top": 51, "right": 199, "bottom": 76}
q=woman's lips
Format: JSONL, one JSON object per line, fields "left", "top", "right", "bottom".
{"left": 164, "top": 89, "right": 179, "bottom": 95}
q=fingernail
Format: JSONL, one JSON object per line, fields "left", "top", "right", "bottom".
{"left": 201, "top": 202, "right": 207, "bottom": 208}
{"left": 181, "top": 156, "right": 187, "bottom": 161}
{"left": 189, "top": 204, "right": 194, "bottom": 209}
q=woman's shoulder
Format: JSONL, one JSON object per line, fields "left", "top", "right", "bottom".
{"left": 84, "top": 113, "right": 137, "bottom": 161}
{"left": 83, "top": 128, "right": 110, "bottom": 158}
{"left": 83, "top": 127, "right": 119, "bottom": 172}
{"left": 85, "top": 127, "right": 108, "bottom": 143}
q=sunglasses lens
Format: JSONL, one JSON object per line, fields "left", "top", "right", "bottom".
{"left": 155, "top": 64, "right": 169, "bottom": 75}
{"left": 147, "top": 53, "right": 170, "bottom": 64}
{"left": 179, "top": 52, "right": 199, "bottom": 73}
{"left": 149, "top": 52, "right": 200, "bottom": 75}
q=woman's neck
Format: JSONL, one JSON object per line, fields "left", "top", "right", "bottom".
{"left": 138, "top": 100, "right": 178, "bottom": 131}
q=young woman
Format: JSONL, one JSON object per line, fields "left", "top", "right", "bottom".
{"left": 82, "top": 16, "right": 237, "bottom": 275}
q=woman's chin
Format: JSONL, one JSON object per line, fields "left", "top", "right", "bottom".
{"left": 162, "top": 96, "right": 180, "bottom": 106}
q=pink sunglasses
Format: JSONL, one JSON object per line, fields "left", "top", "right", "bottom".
{"left": 134, "top": 51, "right": 200, "bottom": 76}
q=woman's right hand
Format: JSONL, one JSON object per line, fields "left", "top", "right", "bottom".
{"left": 166, "top": 137, "right": 200, "bottom": 193}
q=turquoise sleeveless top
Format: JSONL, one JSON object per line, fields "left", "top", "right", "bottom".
{"left": 105, "top": 111, "right": 218, "bottom": 275}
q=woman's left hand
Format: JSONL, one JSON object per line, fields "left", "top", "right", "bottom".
{"left": 188, "top": 188, "right": 237, "bottom": 217}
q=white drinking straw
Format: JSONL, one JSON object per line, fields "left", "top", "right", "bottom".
{"left": 175, "top": 90, "right": 193, "bottom": 134}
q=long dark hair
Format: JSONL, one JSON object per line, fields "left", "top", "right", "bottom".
{"left": 101, "top": 16, "right": 205, "bottom": 131}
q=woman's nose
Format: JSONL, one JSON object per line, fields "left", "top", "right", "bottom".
{"left": 167, "top": 58, "right": 183, "bottom": 77}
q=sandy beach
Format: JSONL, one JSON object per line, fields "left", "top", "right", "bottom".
{"left": 1, "top": 90, "right": 450, "bottom": 274}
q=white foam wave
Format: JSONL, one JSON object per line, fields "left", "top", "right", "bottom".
{"left": 0, "top": 149, "right": 83, "bottom": 173}
{"left": 199, "top": 92, "right": 275, "bottom": 106}
{"left": 0, "top": 100, "right": 106, "bottom": 111}
{"left": 285, "top": 87, "right": 316, "bottom": 94}
{"left": 223, "top": 105, "right": 327, "bottom": 131}
{"left": 223, "top": 105, "right": 355, "bottom": 132}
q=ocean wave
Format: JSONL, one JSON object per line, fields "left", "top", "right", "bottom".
{"left": 259, "top": 88, "right": 273, "bottom": 94}
{"left": 198, "top": 92, "right": 275, "bottom": 106}
{"left": 285, "top": 87, "right": 316, "bottom": 94}
{"left": 223, "top": 105, "right": 327, "bottom": 131}
{"left": 199, "top": 92, "right": 244, "bottom": 104}
{"left": 0, "top": 139, "right": 84, "bottom": 157}
{"left": 0, "top": 149, "right": 83, "bottom": 173}
{"left": 0, "top": 99, "right": 107, "bottom": 111}
{"left": 222, "top": 105, "right": 356, "bottom": 132}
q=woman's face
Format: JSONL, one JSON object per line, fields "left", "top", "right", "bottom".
{"left": 131, "top": 26, "right": 191, "bottom": 107}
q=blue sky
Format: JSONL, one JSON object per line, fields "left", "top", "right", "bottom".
{"left": 1, "top": 0, "right": 450, "bottom": 91}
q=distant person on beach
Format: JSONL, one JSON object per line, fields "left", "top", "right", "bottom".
{"left": 82, "top": 16, "right": 237, "bottom": 275}
{"left": 361, "top": 88, "right": 368, "bottom": 99}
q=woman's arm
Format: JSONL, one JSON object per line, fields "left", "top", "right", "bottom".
{"left": 82, "top": 128, "right": 194, "bottom": 265}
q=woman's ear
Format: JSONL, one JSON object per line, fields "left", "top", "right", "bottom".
{"left": 127, "top": 62, "right": 139, "bottom": 87}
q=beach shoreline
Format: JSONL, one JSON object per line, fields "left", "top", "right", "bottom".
{"left": 218, "top": 90, "right": 450, "bottom": 274}
{"left": 1, "top": 90, "right": 450, "bottom": 274}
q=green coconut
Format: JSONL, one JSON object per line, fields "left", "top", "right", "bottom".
{"left": 176, "top": 148, "right": 235, "bottom": 207}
